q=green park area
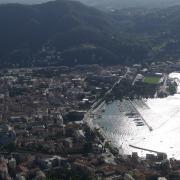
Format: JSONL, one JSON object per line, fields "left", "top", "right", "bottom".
{"left": 143, "top": 76, "right": 161, "bottom": 84}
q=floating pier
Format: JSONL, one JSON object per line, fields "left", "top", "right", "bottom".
{"left": 129, "top": 145, "right": 164, "bottom": 154}
{"left": 129, "top": 100, "right": 153, "bottom": 132}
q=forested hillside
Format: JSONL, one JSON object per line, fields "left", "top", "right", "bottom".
{"left": 0, "top": 0, "right": 180, "bottom": 67}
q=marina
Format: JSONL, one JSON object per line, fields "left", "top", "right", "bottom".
{"left": 92, "top": 72, "right": 180, "bottom": 159}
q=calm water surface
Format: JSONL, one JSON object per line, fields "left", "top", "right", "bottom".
{"left": 93, "top": 72, "right": 180, "bottom": 159}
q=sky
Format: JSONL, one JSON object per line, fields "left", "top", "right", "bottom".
{"left": 0, "top": 0, "right": 52, "bottom": 4}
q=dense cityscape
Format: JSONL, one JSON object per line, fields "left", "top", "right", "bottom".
{"left": 0, "top": 61, "right": 179, "bottom": 179}
{"left": 1, "top": 0, "right": 180, "bottom": 179}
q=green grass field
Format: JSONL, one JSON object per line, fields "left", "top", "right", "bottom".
{"left": 143, "top": 76, "right": 161, "bottom": 84}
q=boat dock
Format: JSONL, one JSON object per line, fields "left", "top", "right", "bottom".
{"left": 129, "top": 145, "right": 164, "bottom": 155}
{"left": 129, "top": 100, "right": 153, "bottom": 132}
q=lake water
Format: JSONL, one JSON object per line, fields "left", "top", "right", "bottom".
{"left": 93, "top": 72, "right": 180, "bottom": 159}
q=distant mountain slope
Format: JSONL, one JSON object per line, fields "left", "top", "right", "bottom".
{"left": 1, "top": 0, "right": 180, "bottom": 8}
{"left": 0, "top": 0, "right": 149, "bottom": 67}
{"left": 0, "top": 0, "right": 180, "bottom": 67}
{"left": 0, "top": 0, "right": 53, "bottom": 4}
{"left": 74, "top": 0, "right": 180, "bottom": 10}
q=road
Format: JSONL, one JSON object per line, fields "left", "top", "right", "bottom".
{"left": 84, "top": 67, "right": 130, "bottom": 138}
{"left": 106, "top": 67, "right": 130, "bottom": 96}
{"left": 90, "top": 67, "right": 130, "bottom": 111}
{"left": 84, "top": 67, "right": 130, "bottom": 129}
{"left": 83, "top": 67, "right": 131, "bottom": 158}
{"left": 159, "top": 74, "right": 168, "bottom": 93}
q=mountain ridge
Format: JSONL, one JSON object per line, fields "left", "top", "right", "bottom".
{"left": 0, "top": 0, "right": 180, "bottom": 67}
{"left": 73, "top": 0, "right": 180, "bottom": 10}
{"left": 0, "top": 0, "right": 149, "bottom": 67}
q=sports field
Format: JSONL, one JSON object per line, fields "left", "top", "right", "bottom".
{"left": 143, "top": 76, "right": 160, "bottom": 84}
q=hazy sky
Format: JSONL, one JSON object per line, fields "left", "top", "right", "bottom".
{"left": 0, "top": 0, "right": 52, "bottom": 4}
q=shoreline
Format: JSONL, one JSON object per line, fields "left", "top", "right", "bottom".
{"left": 88, "top": 98, "right": 177, "bottom": 159}
{"left": 85, "top": 72, "right": 180, "bottom": 159}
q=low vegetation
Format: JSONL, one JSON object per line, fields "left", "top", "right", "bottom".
{"left": 143, "top": 77, "right": 161, "bottom": 84}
